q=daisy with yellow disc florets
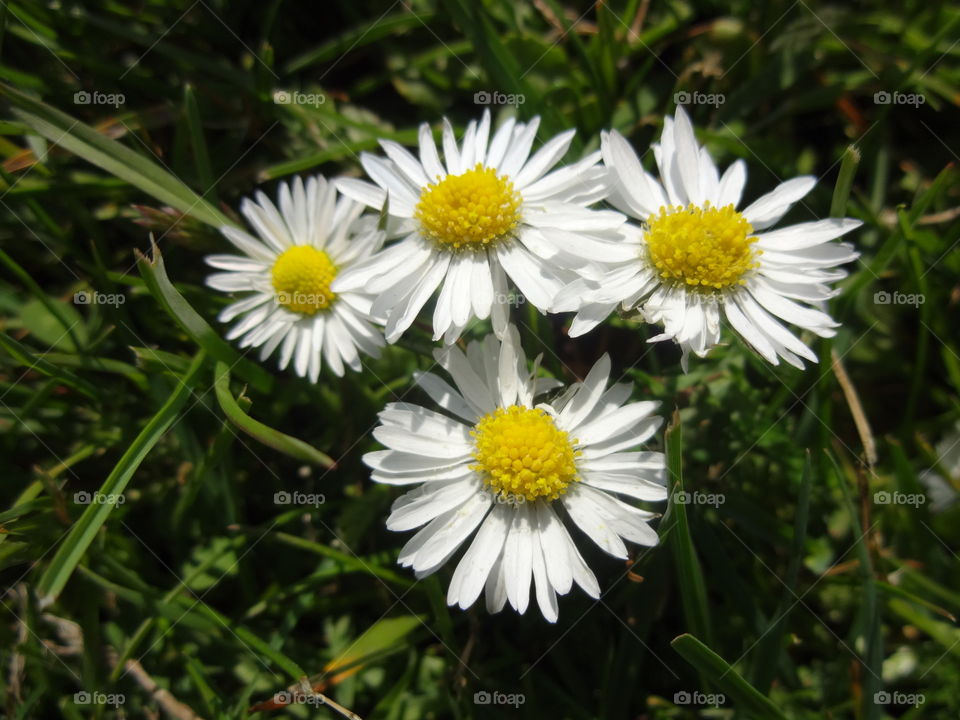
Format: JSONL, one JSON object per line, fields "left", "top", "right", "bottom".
{"left": 332, "top": 110, "right": 629, "bottom": 344}
{"left": 206, "top": 176, "right": 386, "bottom": 381}
{"left": 554, "top": 107, "right": 862, "bottom": 370}
{"left": 364, "top": 326, "right": 666, "bottom": 622}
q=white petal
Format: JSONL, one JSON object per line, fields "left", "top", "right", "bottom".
{"left": 716, "top": 159, "right": 747, "bottom": 208}
{"left": 535, "top": 503, "right": 573, "bottom": 594}
{"left": 448, "top": 503, "right": 511, "bottom": 610}
{"left": 562, "top": 487, "right": 628, "bottom": 559}
{"left": 372, "top": 426, "right": 472, "bottom": 458}
{"left": 512, "top": 129, "right": 575, "bottom": 189}
{"left": 741, "top": 176, "right": 817, "bottom": 230}
{"left": 499, "top": 117, "right": 541, "bottom": 179}
{"left": 388, "top": 478, "right": 483, "bottom": 532}
{"left": 502, "top": 504, "right": 535, "bottom": 614}
{"left": 359, "top": 153, "right": 418, "bottom": 217}
{"left": 531, "top": 530, "right": 559, "bottom": 623}
{"left": 418, "top": 122, "right": 445, "bottom": 182}
{"left": 335, "top": 177, "right": 387, "bottom": 211}
{"left": 413, "top": 371, "right": 480, "bottom": 423}
{"left": 672, "top": 107, "right": 702, "bottom": 205}
{"left": 403, "top": 493, "right": 492, "bottom": 572}
{"left": 557, "top": 353, "right": 611, "bottom": 430}
{"left": 379, "top": 139, "right": 430, "bottom": 188}
{"left": 755, "top": 218, "right": 863, "bottom": 251}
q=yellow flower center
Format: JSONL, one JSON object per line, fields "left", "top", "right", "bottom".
{"left": 415, "top": 163, "right": 522, "bottom": 250}
{"left": 471, "top": 405, "right": 580, "bottom": 503}
{"left": 270, "top": 245, "right": 337, "bottom": 315}
{"left": 645, "top": 203, "right": 761, "bottom": 289}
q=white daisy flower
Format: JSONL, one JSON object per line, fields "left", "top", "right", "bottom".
{"left": 332, "top": 110, "right": 626, "bottom": 345}
{"left": 205, "top": 176, "right": 386, "bottom": 381}
{"left": 364, "top": 326, "right": 666, "bottom": 622}
{"left": 554, "top": 107, "right": 862, "bottom": 370}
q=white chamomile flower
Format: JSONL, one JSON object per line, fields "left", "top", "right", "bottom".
{"left": 554, "top": 106, "right": 862, "bottom": 370}
{"left": 332, "top": 110, "right": 627, "bottom": 344}
{"left": 205, "top": 176, "right": 386, "bottom": 381}
{"left": 364, "top": 325, "right": 666, "bottom": 622}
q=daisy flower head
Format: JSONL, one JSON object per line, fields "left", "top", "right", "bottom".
{"left": 332, "top": 109, "right": 628, "bottom": 345}
{"left": 554, "top": 106, "right": 862, "bottom": 370}
{"left": 364, "top": 325, "right": 666, "bottom": 622}
{"left": 205, "top": 175, "right": 386, "bottom": 381}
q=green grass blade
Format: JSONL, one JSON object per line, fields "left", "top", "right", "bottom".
{"left": 0, "top": 331, "right": 98, "bottom": 400}
{"left": 830, "top": 145, "right": 861, "bottom": 217}
{"left": 182, "top": 83, "right": 216, "bottom": 204}
{"left": 0, "top": 81, "right": 233, "bottom": 229}
{"left": 213, "top": 360, "right": 334, "bottom": 467}
{"left": 35, "top": 351, "right": 207, "bottom": 606}
{"left": 136, "top": 240, "right": 273, "bottom": 394}
{"left": 663, "top": 411, "right": 715, "bottom": 649}
{"left": 671, "top": 634, "right": 789, "bottom": 720}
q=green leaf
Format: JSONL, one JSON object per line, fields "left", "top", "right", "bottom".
{"left": 0, "top": 247, "right": 84, "bottom": 352}
{"left": 830, "top": 145, "right": 860, "bottom": 217}
{"left": 18, "top": 297, "right": 87, "bottom": 351}
{"left": 326, "top": 615, "right": 425, "bottom": 676}
{"left": 662, "top": 411, "right": 714, "bottom": 649}
{"left": 136, "top": 240, "right": 273, "bottom": 394}
{"left": 35, "top": 351, "right": 207, "bottom": 606}
{"left": 0, "top": 81, "right": 234, "bottom": 229}
{"left": 0, "top": 331, "right": 98, "bottom": 400}
{"left": 671, "top": 634, "right": 789, "bottom": 720}
{"left": 213, "top": 360, "right": 334, "bottom": 467}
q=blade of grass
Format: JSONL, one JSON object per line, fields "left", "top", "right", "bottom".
{"left": 671, "top": 633, "right": 789, "bottom": 720}
{"left": 35, "top": 351, "right": 207, "bottom": 606}
{"left": 213, "top": 361, "right": 334, "bottom": 467}
{"left": 825, "top": 449, "right": 882, "bottom": 720}
{"left": 182, "top": 83, "right": 216, "bottom": 205}
{"left": 830, "top": 145, "right": 861, "bottom": 217}
{"left": 662, "top": 411, "right": 715, "bottom": 649}
{"left": 136, "top": 240, "right": 273, "bottom": 394}
{"left": 0, "top": 247, "right": 84, "bottom": 352}
{"left": 0, "top": 82, "right": 233, "bottom": 228}
{"left": 0, "top": 331, "right": 98, "bottom": 400}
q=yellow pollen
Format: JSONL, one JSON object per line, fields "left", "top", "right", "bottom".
{"left": 270, "top": 245, "right": 338, "bottom": 315}
{"left": 471, "top": 405, "right": 580, "bottom": 503}
{"left": 645, "top": 203, "right": 761, "bottom": 290}
{"left": 415, "top": 163, "right": 522, "bottom": 250}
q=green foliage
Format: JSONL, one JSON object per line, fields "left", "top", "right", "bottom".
{"left": 0, "top": 0, "right": 958, "bottom": 718}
